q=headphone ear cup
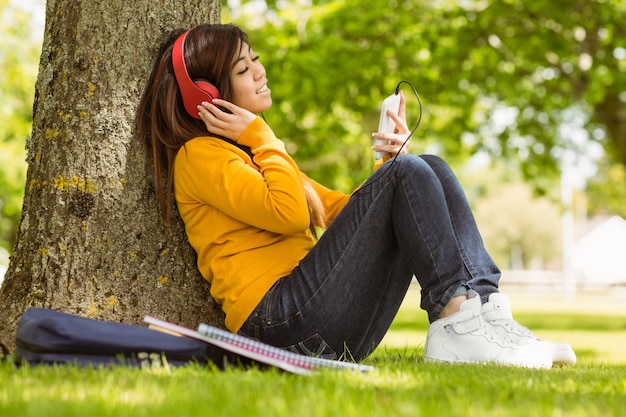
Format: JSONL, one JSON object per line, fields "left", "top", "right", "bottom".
{"left": 193, "top": 79, "right": 221, "bottom": 102}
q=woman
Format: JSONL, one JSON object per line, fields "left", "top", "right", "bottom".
{"left": 136, "top": 24, "right": 575, "bottom": 368}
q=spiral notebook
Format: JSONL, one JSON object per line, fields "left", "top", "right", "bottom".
{"left": 144, "top": 316, "right": 373, "bottom": 375}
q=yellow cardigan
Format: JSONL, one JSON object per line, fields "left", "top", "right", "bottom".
{"left": 174, "top": 117, "right": 350, "bottom": 333}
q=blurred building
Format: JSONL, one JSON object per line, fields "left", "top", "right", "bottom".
{"left": 573, "top": 215, "right": 626, "bottom": 288}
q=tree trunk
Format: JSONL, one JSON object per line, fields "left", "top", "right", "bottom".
{"left": 0, "top": 0, "right": 224, "bottom": 350}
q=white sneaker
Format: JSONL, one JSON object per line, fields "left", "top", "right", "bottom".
{"left": 481, "top": 292, "right": 576, "bottom": 366}
{"left": 424, "top": 290, "right": 552, "bottom": 369}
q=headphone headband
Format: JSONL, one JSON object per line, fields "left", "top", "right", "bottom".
{"left": 171, "top": 29, "right": 221, "bottom": 119}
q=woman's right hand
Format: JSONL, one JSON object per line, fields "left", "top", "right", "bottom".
{"left": 197, "top": 99, "right": 256, "bottom": 142}
{"left": 371, "top": 91, "right": 410, "bottom": 157}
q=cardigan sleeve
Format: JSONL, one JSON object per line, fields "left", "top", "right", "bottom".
{"left": 174, "top": 117, "right": 311, "bottom": 235}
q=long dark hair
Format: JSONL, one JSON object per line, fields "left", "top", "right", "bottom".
{"left": 135, "top": 24, "right": 249, "bottom": 222}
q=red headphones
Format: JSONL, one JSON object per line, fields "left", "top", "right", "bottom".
{"left": 171, "top": 29, "right": 221, "bottom": 119}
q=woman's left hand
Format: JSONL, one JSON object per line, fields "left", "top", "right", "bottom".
{"left": 371, "top": 90, "right": 410, "bottom": 157}
{"left": 197, "top": 99, "right": 257, "bottom": 143}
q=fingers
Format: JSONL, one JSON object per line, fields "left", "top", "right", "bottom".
{"left": 371, "top": 141, "right": 409, "bottom": 157}
{"left": 212, "top": 99, "right": 235, "bottom": 113}
{"left": 388, "top": 108, "right": 408, "bottom": 135}
{"left": 398, "top": 90, "right": 406, "bottom": 120}
{"left": 197, "top": 100, "right": 236, "bottom": 132}
{"left": 196, "top": 100, "right": 256, "bottom": 142}
{"left": 198, "top": 100, "right": 228, "bottom": 121}
{"left": 371, "top": 131, "right": 410, "bottom": 156}
{"left": 372, "top": 132, "right": 409, "bottom": 147}
{"left": 196, "top": 101, "right": 231, "bottom": 141}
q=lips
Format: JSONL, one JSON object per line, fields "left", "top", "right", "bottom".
{"left": 256, "top": 85, "right": 269, "bottom": 94}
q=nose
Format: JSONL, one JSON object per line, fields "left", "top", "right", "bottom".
{"left": 253, "top": 60, "right": 266, "bottom": 80}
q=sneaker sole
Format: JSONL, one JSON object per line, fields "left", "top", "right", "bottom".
{"left": 423, "top": 354, "right": 551, "bottom": 369}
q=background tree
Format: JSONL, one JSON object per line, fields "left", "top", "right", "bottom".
{"left": 586, "top": 162, "right": 626, "bottom": 218}
{"left": 474, "top": 181, "right": 562, "bottom": 269}
{"left": 225, "top": 0, "right": 626, "bottom": 197}
{"left": 0, "top": 1, "right": 38, "bottom": 254}
{"left": 0, "top": 0, "right": 225, "bottom": 349}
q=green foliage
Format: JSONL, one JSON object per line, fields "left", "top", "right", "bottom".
{"left": 224, "top": 0, "right": 626, "bottom": 199}
{"left": 474, "top": 181, "right": 562, "bottom": 269}
{"left": 3, "top": 0, "right": 623, "bottom": 264}
{"left": 585, "top": 161, "right": 626, "bottom": 218}
{"left": 0, "top": 1, "right": 41, "bottom": 252}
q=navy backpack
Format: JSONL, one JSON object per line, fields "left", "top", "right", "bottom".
{"left": 14, "top": 308, "right": 234, "bottom": 368}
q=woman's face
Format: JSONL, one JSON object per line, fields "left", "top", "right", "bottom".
{"left": 229, "top": 42, "right": 272, "bottom": 113}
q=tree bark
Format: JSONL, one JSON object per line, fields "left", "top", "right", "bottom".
{"left": 0, "top": 0, "right": 224, "bottom": 350}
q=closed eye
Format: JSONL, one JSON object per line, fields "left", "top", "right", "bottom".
{"left": 237, "top": 55, "right": 261, "bottom": 75}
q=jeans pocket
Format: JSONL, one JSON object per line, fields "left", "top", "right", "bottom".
{"left": 284, "top": 333, "right": 338, "bottom": 360}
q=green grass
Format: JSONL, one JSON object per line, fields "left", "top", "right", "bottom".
{"left": 2, "top": 290, "right": 626, "bottom": 417}
{"left": 1, "top": 359, "right": 625, "bottom": 417}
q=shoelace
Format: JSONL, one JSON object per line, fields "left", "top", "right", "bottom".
{"left": 482, "top": 322, "right": 501, "bottom": 343}
{"left": 495, "top": 319, "right": 539, "bottom": 341}
{"left": 475, "top": 316, "right": 518, "bottom": 345}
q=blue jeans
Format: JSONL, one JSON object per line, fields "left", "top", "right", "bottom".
{"left": 238, "top": 154, "right": 500, "bottom": 361}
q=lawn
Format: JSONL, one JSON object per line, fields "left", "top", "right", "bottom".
{"left": 1, "top": 286, "right": 625, "bottom": 417}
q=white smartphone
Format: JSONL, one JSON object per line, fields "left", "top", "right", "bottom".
{"left": 374, "top": 93, "right": 401, "bottom": 160}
